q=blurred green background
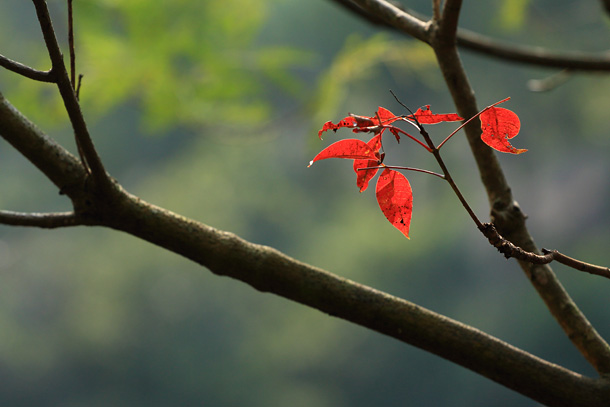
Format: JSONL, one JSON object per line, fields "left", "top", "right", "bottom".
{"left": 1, "top": 0, "right": 609, "bottom": 406}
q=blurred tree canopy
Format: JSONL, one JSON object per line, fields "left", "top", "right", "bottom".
{"left": 0, "top": 0, "right": 609, "bottom": 406}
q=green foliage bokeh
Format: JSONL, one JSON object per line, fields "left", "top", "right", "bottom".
{"left": 1, "top": 1, "right": 609, "bottom": 406}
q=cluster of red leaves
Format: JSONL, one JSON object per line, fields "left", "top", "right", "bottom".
{"left": 309, "top": 102, "right": 525, "bottom": 238}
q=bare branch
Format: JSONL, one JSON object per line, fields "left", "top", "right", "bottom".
{"left": 31, "top": 0, "right": 110, "bottom": 189}
{"left": 336, "top": 0, "right": 610, "bottom": 71}
{"left": 67, "top": 0, "right": 76, "bottom": 89}
{"left": 0, "top": 210, "right": 82, "bottom": 228}
{"left": 331, "top": 0, "right": 431, "bottom": 43}
{"left": 0, "top": 91, "right": 87, "bottom": 197}
{"left": 103, "top": 189, "right": 610, "bottom": 407}
{"left": 457, "top": 29, "right": 610, "bottom": 71}
{"left": 0, "top": 53, "right": 54, "bottom": 82}
{"left": 480, "top": 223, "right": 610, "bottom": 279}
{"left": 527, "top": 70, "right": 572, "bottom": 92}
{"left": 341, "top": 0, "right": 610, "bottom": 376}
{"left": 438, "top": 0, "right": 462, "bottom": 42}
{"left": 543, "top": 249, "right": 610, "bottom": 280}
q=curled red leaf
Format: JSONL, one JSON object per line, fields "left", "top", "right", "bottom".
{"left": 376, "top": 168, "right": 413, "bottom": 239}
{"left": 408, "top": 105, "right": 463, "bottom": 124}
{"left": 480, "top": 107, "right": 527, "bottom": 154}
{"left": 308, "top": 139, "right": 379, "bottom": 167}
{"left": 318, "top": 107, "right": 402, "bottom": 139}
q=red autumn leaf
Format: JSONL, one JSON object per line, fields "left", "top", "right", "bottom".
{"left": 308, "top": 139, "right": 379, "bottom": 167}
{"left": 318, "top": 107, "right": 402, "bottom": 139}
{"left": 408, "top": 105, "right": 463, "bottom": 124}
{"left": 318, "top": 117, "right": 358, "bottom": 139}
{"left": 376, "top": 168, "right": 413, "bottom": 239}
{"left": 480, "top": 107, "right": 527, "bottom": 154}
{"left": 375, "top": 106, "right": 400, "bottom": 125}
{"left": 353, "top": 134, "right": 383, "bottom": 192}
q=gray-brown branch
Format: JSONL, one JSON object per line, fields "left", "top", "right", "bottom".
{"left": 1, "top": 90, "right": 610, "bottom": 407}
{"left": 330, "top": 0, "right": 610, "bottom": 71}
{"left": 337, "top": 0, "right": 610, "bottom": 376}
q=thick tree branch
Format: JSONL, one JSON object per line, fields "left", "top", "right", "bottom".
{"left": 426, "top": 1, "right": 610, "bottom": 376}
{"left": 105, "top": 188, "right": 610, "bottom": 407}
{"left": 2, "top": 78, "right": 610, "bottom": 407}
{"left": 332, "top": 0, "right": 610, "bottom": 72}
{"left": 331, "top": 0, "right": 431, "bottom": 43}
{"left": 0, "top": 91, "right": 88, "bottom": 202}
{"left": 3, "top": 2, "right": 610, "bottom": 403}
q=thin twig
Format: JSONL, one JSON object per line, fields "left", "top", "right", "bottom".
{"left": 0, "top": 53, "right": 55, "bottom": 82}
{"left": 0, "top": 210, "right": 82, "bottom": 228}
{"left": 385, "top": 126, "right": 431, "bottom": 151}
{"left": 542, "top": 249, "right": 610, "bottom": 279}
{"left": 481, "top": 223, "right": 610, "bottom": 280}
{"left": 436, "top": 97, "right": 510, "bottom": 150}
{"left": 357, "top": 165, "right": 445, "bottom": 179}
{"left": 32, "top": 0, "right": 110, "bottom": 189}
{"left": 75, "top": 73, "right": 83, "bottom": 100}
{"left": 68, "top": 0, "right": 75, "bottom": 89}
{"left": 527, "top": 69, "right": 572, "bottom": 92}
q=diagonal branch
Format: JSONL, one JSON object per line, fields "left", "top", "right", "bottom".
{"left": 427, "top": 0, "right": 610, "bottom": 376}
{"left": 2, "top": 73, "right": 610, "bottom": 407}
{"left": 0, "top": 91, "right": 87, "bottom": 199}
{"left": 31, "top": 0, "right": 110, "bottom": 190}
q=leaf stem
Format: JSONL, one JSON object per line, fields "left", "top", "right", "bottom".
{"left": 385, "top": 126, "right": 432, "bottom": 151}
{"left": 358, "top": 165, "right": 445, "bottom": 179}
{"left": 436, "top": 97, "right": 510, "bottom": 150}
{"left": 418, "top": 124, "right": 484, "bottom": 228}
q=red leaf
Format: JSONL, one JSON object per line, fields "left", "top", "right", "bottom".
{"left": 309, "top": 139, "right": 379, "bottom": 167}
{"left": 408, "top": 105, "right": 463, "bottom": 124}
{"left": 318, "top": 117, "right": 358, "bottom": 139}
{"left": 480, "top": 107, "right": 527, "bottom": 154}
{"left": 319, "top": 107, "right": 401, "bottom": 139}
{"left": 376, "top": 168, "right": 413, "bottom": 239}
{"left": 375, "top": 106, "right": 400, "bottom": 125}
{"left": 353, "top": 134, "right": 382, "bottom": 192}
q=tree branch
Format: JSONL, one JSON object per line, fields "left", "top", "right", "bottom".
{"left": 2, "top": 74, "right": 610, "bottom": 406}
{"left": 330, "top": 0, "right": 431, "bottom": 43}
{"left": 457, "top": 29, "right": 610, "bottom": 71}
{"left": 0, "top": 91, "right": 88, "bottom": 201}
{"left": 0, "top": 53, "right": 55, "bottom": 82}
{"left": 480, "top": 223, "right": 610, "bottom": 279}
{"left": 0, "top": 210, "right": 82, "bottom": 228}
{"left": 104, "top": 188, "right": 610, "bottom": 407}
{"left": 332, "top": 0, "right": 610, "bottom": 72}
{"left": 31, "top": 0, "right": 110, "bottom": 190}
{"left": 424, "top": 0, "right": 610, "bottom": 376}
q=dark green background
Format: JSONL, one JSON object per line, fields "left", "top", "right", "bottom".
{"left": 1, "top": 1, "right": 609, "bottom": 406}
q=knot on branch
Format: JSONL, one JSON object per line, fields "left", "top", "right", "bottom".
{"left": 479, "top": 223, "right": 553, "bottom": 264}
